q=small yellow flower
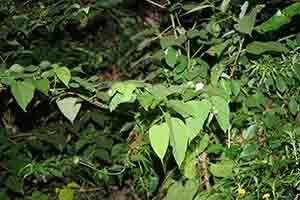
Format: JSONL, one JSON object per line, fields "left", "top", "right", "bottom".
{"left": 262, "top": 193, "right": 270, "bottom": 199}
{"left": 238, "top": 188, "right": 246, "bottom": 196}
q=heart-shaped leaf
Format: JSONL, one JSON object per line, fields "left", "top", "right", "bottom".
{"left": 57, "top": 97, "right": 81, "bottom": 123}
{"left": 210, "top": 96, "right": 230, "bottom": 132}
{"left": 55, "top": 66, "right": 71, "bottom": 87}
{"left": 167, "top": 118, "right": 189, "bottom": 167}
{"left": 11, "top": 80, "right": 35, "bottom": 112}
{"left": 149, "top": 123, "right": 170, "bottom": 162}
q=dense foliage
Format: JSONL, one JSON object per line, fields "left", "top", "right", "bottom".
{"left": 1, "top": 0, "right": 300, "bottom": 199}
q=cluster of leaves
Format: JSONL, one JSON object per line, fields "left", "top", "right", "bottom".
{"left": 1, "top": 0, "right": 300, "bottom": 200}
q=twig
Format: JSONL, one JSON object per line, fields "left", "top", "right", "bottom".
{"left": 144, "top": 0, "right": 166, "bottom": 9}
{"left": 10, "top": 133, "right": 35, "bottom": 138}
{"left": 77, "top": 187, "right": 105, "bottom": 192}
{"left": 230, "top": 37, "right": 244, "bottom": 78}
{"left": 67, "top": 92, "right": 109, "bottom": 110}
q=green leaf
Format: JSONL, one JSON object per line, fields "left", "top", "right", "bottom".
{"left": 288, "top": 98, "right": 299, "bottom": 115}
{"left": 9, "top": 64, "right": 24, "bottom": 73}
{"left": 165, "top": 47, "right": 177, "bottom": 67}
{"left": 41, "top": 69, "right": 55, "bottom": 79}
{"left": 166, "top": 182, "right": 184, "bottom": 200}
{"left": 167, "top": 100, "right": 193, "bottom": 118}
{"left": 293, "top": 64, "right": 300, "bottom": 81}
{"left": 181, "top": 134, "right": 209, "bottom": 178}
{"left": 57, "top": 97, "right": 82, "bottom": 123}
{"left": 210, "top": 96, "right": 230, "bottom": 132}
{"left": 283, "top": 2, "right": 300, "bottom": 17}
{"left": 255, "top": 3, "right": 300, "bottom": 33}
{"left": 209, "top": 160, "right": 234, "bottom": 178}
{"left": 181, "top": 156, "right": 198, "bottom": 179}
{"left": 240, "top": 144, "right": 257, "bottom": 160}
{"left": 11, "top": 80, "right": 35, "bottom": 112}
{"left": 207, "top": 41, "right": 229, "bottom": 57}
{"left": 230, "top": 80, "right": 241, "bottom": 96}
{"left": 58, "top": 187, "right": 74, "bottom": 200}
{"left": 54, "top": 66, "right": 71, "bottom": 87}
{"left": 182, "top": 179, "right": 199, "bottom": 200}
{"left": 168, "top": 118, "right": 189, "bottom": 167}
{"left": 109, "top": 81, "right": 143, "bottom": 111}
{"left": 243, "top": 124, "right": 257, "bottom": 140}
{"left": 32, "top": 79, "right": 49, "bottom": 95}
{"left": 72, "top": 77, "right": 96, "bottom": 92}
{"left": 160, "top": 35, "right": 187, "bottom": 49}
{"left": 185, "top": 100, "right": 211, "bottom": 141}
{"left": 30, "top": 191, "right": 48, "bottom": 200}
{"left": 149, "top": 123, "right": 170, "bottom": 162}
{"left": 137, "top": 93, "right": 155, "bottom": 111}
{"left": 246, "top": 41, "right": 288, "bottom": 55}
{"left": 210, "top": 64, "right": 224, "bottom": 86}
{"left": 276, "top": 76, "right": 287, "bottom": 93}
{"left": 5, "top": 176, "right": 24, "bottom": 193}
{"left": 255, "top": 10, "right": 290, "bottom": 33}
{"left": 0, "top": 191, "right": 9, "bottom": 200}
{"left": 238, "top": 7, "right": 257, "bottom": 35}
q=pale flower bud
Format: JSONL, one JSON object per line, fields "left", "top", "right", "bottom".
{"left": 195, "top": 81, "right": 204, "bottom": 91}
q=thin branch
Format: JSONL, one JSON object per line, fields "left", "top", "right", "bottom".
{"left": 66, "top": 92, "right": 109, "bottom": 110}
{"left": 76, "top": 187, "right": 105, "bottom": 192}
{"left": 144, "top": 0, "right": 166, "bottom": 9}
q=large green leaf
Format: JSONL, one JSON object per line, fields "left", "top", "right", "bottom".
{"left": 181, "top": 134, "right": 209, "bottom": 178}
{"left": 137, "top": 93, "right": 155, "bottom": 111}
{"left": 166, "top": 182, "right": 184, "bottom": 200}
{"left": 209, "top": 160, "right": 234, "bottom": 178}
{"left": 246, "top": 41, "right": 288, "bottom": 55}
{"left": 109, "top": 81, "right": 144, "bottom": 111}
{"left": 255, "top": 3, "right": 300, "bottom": 33}
{"left": 243, "top": 124, "right": 257, "bottom": 141}
{"left": 58, "top": 188, "right": 74, "bottom": 200}
{"left": 5, "top": 176, "right": 24, "bottom": 193}
{"left": 10, "top": 80, "right": 35, "bottom": 112}
{"left": 283, "top": 2, "right": 300, "bottom": 17}
{"left": 288, "top": 97, "right": 299, "bottom": 115}
{"left": 54, "top": 65, "right": 71, "bottom": 87}
{"left": 167, "top": 100, "right": 193, "bottom": 118}
{"left": 182, "top": 179, "right": 199, "bottom": 200}
{"left": 168, "top": 118, "right": 189, "bottom": 167}
{"left": 240, "top": 144, "right": 257, "bottom": 160}
{"left": 31, "top": 79, "right": 49, "bottom": 95}
{"left": 238, "top": 6, "right": 259, "bottom": 35}
{"left": 210, "top": 96, "right": 230, "bottom": 132}
{"left": 149, "top": 123, "right": 170, "bottom": 162}
{"left": 210, "top": 64, "right": 224, "bottom": 86}
{"left": 185, "top": 100, "right": 211, "bottom": 141}
{"left": 29, "top": 191, "right": 48, "bottom": 200}
{"left": 57, "top": 97, "right": 82, "bottom": 123}
{"left": 255, "top": 11, "right": 290, "bottom": 33}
